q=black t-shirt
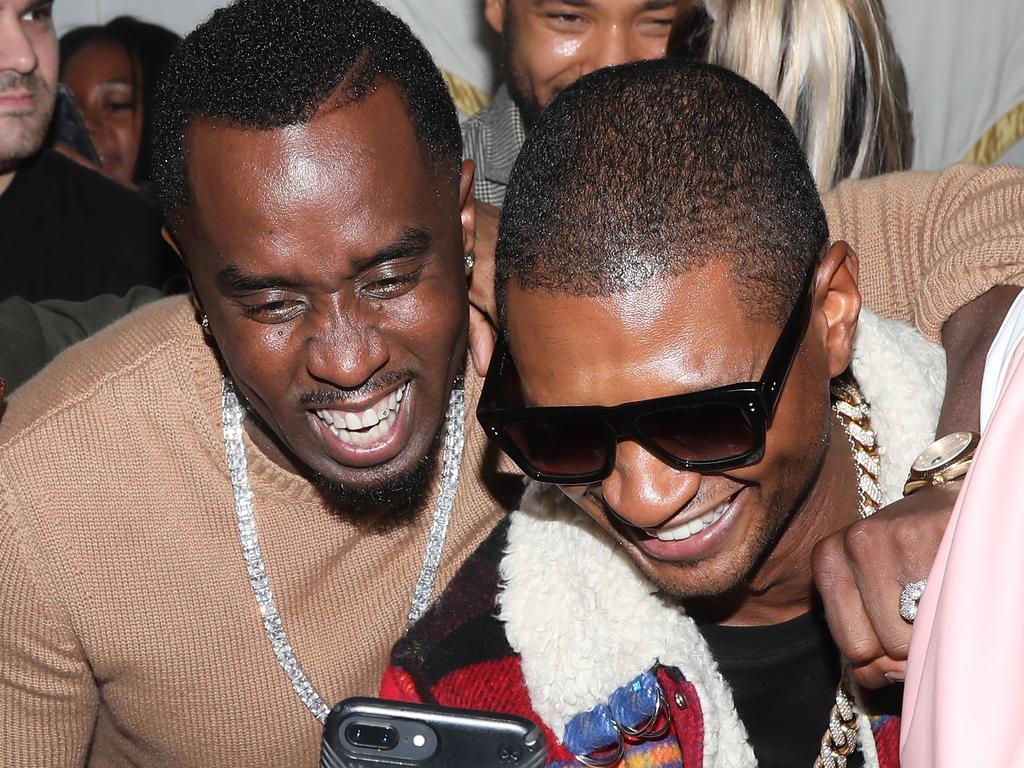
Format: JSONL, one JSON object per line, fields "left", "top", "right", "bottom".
{"left": 0, "top": 150, "right": 179, "bottom": 302}
{"left": 697, "top": 611, "right": 864, "bottom": 768}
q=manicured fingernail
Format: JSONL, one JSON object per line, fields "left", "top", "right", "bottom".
{"left": 884, "top": 672, "right": 905, "bottom": 684}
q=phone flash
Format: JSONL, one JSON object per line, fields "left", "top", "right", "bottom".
{"left": 412, "top": 735, "right": 426, "bottom": 748}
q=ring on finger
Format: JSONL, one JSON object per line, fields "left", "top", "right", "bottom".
{"left": 899, "top": 579, "right": 927, "bottom": 623}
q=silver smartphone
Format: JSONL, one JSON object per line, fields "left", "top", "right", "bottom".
{"left": 320, "top": 697, "right": 547, "bottom": 768}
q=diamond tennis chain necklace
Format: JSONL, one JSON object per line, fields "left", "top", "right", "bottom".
{"left": 221, "top": 377, "right": 466, "bottom": 722}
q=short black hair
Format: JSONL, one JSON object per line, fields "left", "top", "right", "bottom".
{"left": 61, "top": 17, "right": 181, "bottom": 185}
{"left": 495, "top": 58, "right": 829, "bottom": 327}
{"left": 151, "top": 0, "right": 461, "bottom": 221}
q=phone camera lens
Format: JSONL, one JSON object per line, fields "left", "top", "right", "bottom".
{"left": 345, "top": 722, "right": 399, "bottom": 751}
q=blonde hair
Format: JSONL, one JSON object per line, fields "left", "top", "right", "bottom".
{"left": 669, "top": 0, "right": 912, "bottom": 191}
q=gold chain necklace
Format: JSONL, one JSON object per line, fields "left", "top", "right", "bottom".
{"left": 813, "top": 378, "right": 883, "bottom": 768}
{"left": 570, "top": 378, "right": 884, "bottom": 768}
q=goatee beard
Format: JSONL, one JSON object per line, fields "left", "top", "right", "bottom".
{"left": 314, "top": 423, "right": 445, "bottom": 519}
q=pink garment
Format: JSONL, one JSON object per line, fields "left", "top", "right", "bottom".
{"left": 901, "top": 341, "right": 1024, "bottom": 766}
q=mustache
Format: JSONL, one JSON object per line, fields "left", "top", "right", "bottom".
{"left": 299, "top": 370, "right": 412, "bottom": 408}
{"left": 0, "top": 72, "right": 47, "bottom": 96}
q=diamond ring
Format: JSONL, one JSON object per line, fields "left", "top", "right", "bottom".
{"left": 899, "top": 579, "right": 927, "bottom": 623}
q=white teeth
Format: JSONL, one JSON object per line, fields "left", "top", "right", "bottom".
{"left": 651, "top": 500, "right": 730, "bottom": 542}
{"left": 359, "top": 407, "right": 381, "bottom": 429}
{"left": 315, "top": 383, "right": 409, "bottom": 446}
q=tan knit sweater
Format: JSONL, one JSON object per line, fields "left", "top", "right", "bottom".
{"left": 825, "top": 164, "right": 1024, "bottom": 340}
{"left": 1, "top": 164, "right": 1023, "bottom": 767}
{"left": 0, "top": 298, "right": 511, "bottom": 767}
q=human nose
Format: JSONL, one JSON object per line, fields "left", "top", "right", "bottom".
{"left": 304, "top": 303, "right": 389, "bottom": 390}
{"left": 0, "top": 14, "right": 38, "bottom": 74}
{"left": 82, "top": 106, "right": 105, "bottom": 139}
{"left": 599, "top": 440, "right": 702, "bottom": 530}
{"left": 579, "top": 23, "right": 634, "bottom": 75}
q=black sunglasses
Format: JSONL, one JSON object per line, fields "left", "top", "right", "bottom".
{"left": 477, "top": 265, "right": 817, "bottom": 484}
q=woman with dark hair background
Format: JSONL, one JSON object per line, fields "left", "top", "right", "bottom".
{"left": 59, "top": 17, "right": 180, "bottom": 190}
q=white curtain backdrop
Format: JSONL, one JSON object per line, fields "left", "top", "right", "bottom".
{"left": 54, "top": 0, "right": 1022, "bottom": 167}
{"left": 54, "top": 0, "right": 498, "bottom": 107}
{"left": 887, "top": 0, "right": 1024, "bottom": 168}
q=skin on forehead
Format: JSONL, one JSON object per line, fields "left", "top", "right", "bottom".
{"left": 486, "top": 0, "right": 678, "bottom": 123}
{"left": 505, "top": 262, "right": 773, "bottom": 408}
{"left": 172, "top": 81, "right": 472, "bottom": 496}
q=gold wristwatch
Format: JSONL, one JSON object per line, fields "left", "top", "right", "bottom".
{"left": 903, "top": 431, "right": 981, "bottom": 496}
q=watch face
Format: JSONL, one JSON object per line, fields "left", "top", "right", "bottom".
{"left": 913, "top": 431, "right": 974, "bottom": 472}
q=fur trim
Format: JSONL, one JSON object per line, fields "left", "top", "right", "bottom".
{"left": 500, "top": 481, "right": 756, "bottom": 766}
{"left": 856, "top": 703, "right": 882, "bottom": 768}
{"left": 851, "top": 309, "right": 946, "bottom": 504}
{"left": 498, "top": 309, "right": 944, "bottom": 766}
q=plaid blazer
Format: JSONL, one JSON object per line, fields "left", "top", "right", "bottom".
{"left": 461, "top": 84, "right": 527, "bottom": 207}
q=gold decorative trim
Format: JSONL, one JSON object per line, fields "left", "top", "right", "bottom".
{"left": 441, "top": 69, "right": 491, "bottom": 116}
{"left": 962, "top": 100, "right": 1024, "bottom": 166}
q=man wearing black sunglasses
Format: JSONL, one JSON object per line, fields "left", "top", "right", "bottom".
{"left": 384, "top": 59, "right": 944, "bottom": 767}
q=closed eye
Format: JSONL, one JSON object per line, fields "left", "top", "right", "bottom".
{"left": 638, "top": 15, "right": 674, "bottom": 34}
{"left": 240, "top": 297, "right": 305, "bottom": 323}
{"left": 362, "top": 267, "right": 423, "bottom": 300}
{"left": 546, "top": 12, "right": 587, "bottom": 29}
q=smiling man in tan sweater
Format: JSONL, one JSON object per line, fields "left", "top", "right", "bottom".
{"left": 1, "top": 1, "right": 512, "bottom": 764}
{"left": 3, "top": 1, "right": 1024, "bottom": 767}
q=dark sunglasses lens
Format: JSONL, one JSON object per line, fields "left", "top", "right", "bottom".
{"left": 637, "top": 402, "right": 757, "bottom": 463}
{"left": 504, "top": 418, "right": 609, "bottom": 479}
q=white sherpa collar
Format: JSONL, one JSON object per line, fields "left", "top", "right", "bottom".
{"left": 497, "top": 309, "right": 945, "bottom": 767}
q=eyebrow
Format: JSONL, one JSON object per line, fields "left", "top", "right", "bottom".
{"left": 12, "top": 0, "right": 52, "bottom": 13}
{"left": 215, "top": 227, "right": 434, "bottom": 294}
{"left": 216, "top": 266, "right": 306, "bottom": 294}
{"left": 350, "top": 227, "right": 434, "bottom": 273}
{"left": 535, "top": 0, "right": 678, "bottom": 9}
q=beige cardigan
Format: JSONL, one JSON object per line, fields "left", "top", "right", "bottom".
{"left": 1, "top": 164, "right": 1023, "bottom": 766}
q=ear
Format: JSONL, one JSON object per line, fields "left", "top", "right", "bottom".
{"left": 485, "top": 0, "right": 507, "bottom": 35}
{"left": 815, "top": 241, "right": 861, "bottom": 379}
{"left": 163, "top": 225, "right": 205, "bottom": 320}
{"left": 161, "top": 225, "right": 184, "bottom": 263}
{"left": 459, "top": 160, "right": 477, "bottom": 272}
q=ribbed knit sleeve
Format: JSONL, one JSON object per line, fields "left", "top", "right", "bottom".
{"left": 0, "top": 481, "right": 97, "bottom": 766}
{"left": 823, "top": 164, "right": 1024, "bottom": 342}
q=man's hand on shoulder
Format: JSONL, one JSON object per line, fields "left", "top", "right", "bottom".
{"left": 812, "top": 483, "right": 958, "bottom": 688}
